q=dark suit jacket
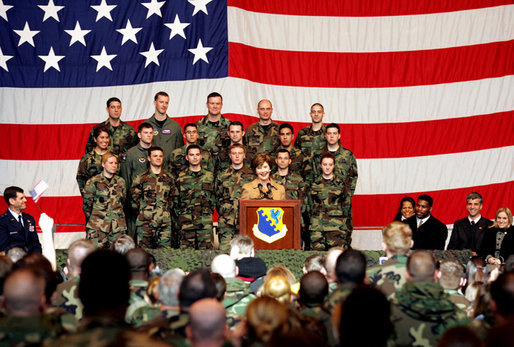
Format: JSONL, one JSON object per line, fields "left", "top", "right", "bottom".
{"left": 0, "top": 211, "right": 42, "bottom": 253}
{"left": 407, "top": 215, "right": 448, "bottom": 250}
{"left": 447, "top": 216, "right": 493, "bottom": 252}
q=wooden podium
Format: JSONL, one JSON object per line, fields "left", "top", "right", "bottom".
{"left": 239, "top": 200, "right": 301, "bottom": 249}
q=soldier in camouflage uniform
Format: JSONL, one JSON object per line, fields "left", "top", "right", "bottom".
{"left": 0, "top": 267, "right": 68, "bottom": 345}
{"left": 272, "top": 148, "right": 307, "bottom": 245}
{"left": 120, "top": 122, "right": 154, "bottom": 239}
{"left": 215, "top": 121, "right": 251, "bottom": 174}
{"left": 367, "top": 221, "right": 412, "bottom": 298}
{"left": 52, "top": 250, "right": 167, "bottom": 346}
{"left": 142, "top": 269, "right": 216, "bottom": 345}
{"left": 215, "top": 144, "right": 254, "bottom": 250}
{"left": 298, "top": 271, "right": 335, "bottom": 346}
{"left": 272, "top": 148, "right": 306, "bottom": 201}
{"left": 76, "top": 125, "right": 110, "bottom": 196}
{"left": 196, "top": 92, "right": 231, "bottom": 157}
{"left": 131, "top": 147, "right": 174, "bottom": 248}
{"left": 121, "top": 122, "right": 154, "bottom": 191}
{"left": 146, "top": 91, "right": 183, "bottom": 164}
{"left": 305, "top": 153, "right": 352, "bottom": 251}
{"left": 270, "top": 123, "right": 308, "bottom": 176}
{"left": 52, "top": 239, "right": 96, "bottom": 322}
{"left": 307, "top": 123, "right": 357, "bottom": 191}
{"left": 438, "top": 259, "right": 472, "bottom": 316}
{"left": 84, "top": 97, "right": 138, "bottom": 156}
{"left": 295, "top": 103, "right": 327, "bottom": 163}
{"left": 211, "top": 255, "right": 255, "bottom": 316}
{"left": 82, "top": 153, "right": 127, "bottom": 248}
{"left": 244, "top": 99, "right": 280, "bottom": 161}
{"left": 391, "top": 251, "right": 470, "bottom": 347}
{"left": 323, "top": 249, "right": 366, "bottom": 313}
{"left": 168, "top": 123, "right": 214, "bottom": 177}
{"left": 125, "top": 249, "right": 152, "bottom": 325}
{"left": 173, "top": 145, "right": 215, "bottom": 249}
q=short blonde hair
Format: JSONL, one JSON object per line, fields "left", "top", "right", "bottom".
{"left": 230, "top": 235, "right": 254, "bottom": 256}
{"left": 101, "top": 152, "right": 117, "bottom": 164}
{"left": 382, "top": 222, "right": 412, "bottom": 255}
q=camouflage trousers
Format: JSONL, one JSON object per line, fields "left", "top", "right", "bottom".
{"left": 180, "top": 228, "right": 214, "bottom": 249}
{"left": 124, "top": 205, "right": 137, "bottom": 241}
{"left": 136, "top": 222, "right": 172, "bottom": 249}
{"left": 178, "top": 212, "right": 214, "bottom": 249}
{"left": 86, "top": 223, "right": 126, "bottom": 249}
{"left": 309, "top": 221, "right": 352, "bottom": 251}
{"left": 217, "top": 217, "right": 238, "bottom": 251}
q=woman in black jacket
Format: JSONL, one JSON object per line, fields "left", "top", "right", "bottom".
{"left": 479, "top": 207, "right": 513, "bottom": 265}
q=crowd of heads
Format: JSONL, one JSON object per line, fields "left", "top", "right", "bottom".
{"left": 0, "top": 229, "right": 513, "bottom": 346}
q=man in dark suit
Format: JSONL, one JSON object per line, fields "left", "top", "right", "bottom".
{"left": 0, "top": 186, "right": 42, "bottom": 253}
{"left": 407, "top": 194, "right": 448, "bottom": 250}
{"left": 447, "top": 192, "right": 492, "bottom": 253}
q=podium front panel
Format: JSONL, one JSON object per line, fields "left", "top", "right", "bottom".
{"left": 239, "top": 200, "right": 301, "bottom": 250}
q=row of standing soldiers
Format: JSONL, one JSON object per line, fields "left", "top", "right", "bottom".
{"left": 76, "top": 94, "right": 358, "bottom": 251}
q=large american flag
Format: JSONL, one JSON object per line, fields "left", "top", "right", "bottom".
{"left": 0, "top": 0, "right": 512, "bottom": 248}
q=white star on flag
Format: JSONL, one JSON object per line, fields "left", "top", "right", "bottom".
{"left": 164, "top": 15, "right": 190, "bottom": 40}
{"left": 0, "top": 47, "right": 13, "bottom": 71}
{"left": 91, "top": 0, "right": 117, "bottom": 22}
{"left": 65, "top": 21, "right": 91, "bottom": 47}
{"left": 141, "top": 0, "right": 165, "bottom": 19}
{"left": 38, "top": 0, "right": 64, "bottom": 22}
{"left": 188, "top": 39, "right": 213, "bottom": 64}
{"left": 91, "top": 46, "right": 117, "bottom": 71}
{"left": 0, "top": 0, "right": 13, "bottom": 21}
{"left": 117, "top": 19, "right": 142, "bottom": 45}
{"left": 140, "top": 42, "right": 164, "bottom": 67}
{"left": 188, "top": 0, "right": 212, "bottom": 16}
{"left": 13, "top": 22, "right": 40, "bottom": 47}
{"left": 39, "top": 47, "right": 65, "bottom": 72}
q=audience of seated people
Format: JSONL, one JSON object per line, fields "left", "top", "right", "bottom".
{"left": 0, "top": 232, "right": 512, "bottom": 346}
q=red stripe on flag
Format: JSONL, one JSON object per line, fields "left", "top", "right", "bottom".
{"left": 1, "top": 181, "right": 511, "bottom": 229}
{"left": 1, "top": 112, "right": 511, "bottom": 160}
{"left": 228, "top": 0, "right": 512, "bottom": 16}
{"left": 342, "top": 111, "right": 514, "bottom": 159}
{"left": 228, "top": 41, "right": 514, "bottom": 88}
{"left": 353, "top": 181, "right": 514, "bottom": 227}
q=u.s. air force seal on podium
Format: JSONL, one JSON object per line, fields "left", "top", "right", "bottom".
{"left": 252, "top": 207, "right": 288, "bottom": 243}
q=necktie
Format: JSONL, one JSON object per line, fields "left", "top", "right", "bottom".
{"left": 471, "top": 220, "right": 475, "bottom": 226}
{"left": 18, "top": 215, "right": 23, "bottom": 227}
{"left": 417, "top": 220, "right": 423, "bottom": 228}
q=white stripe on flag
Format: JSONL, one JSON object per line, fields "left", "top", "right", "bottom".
{"left": 355, "top": 146, "right": 514, "bottom": 194}
{"left": 1, "top": 76, "right": 512, "bottom": 124}
{"left": 228, "top": 5, "right": 514, "bottom": 52}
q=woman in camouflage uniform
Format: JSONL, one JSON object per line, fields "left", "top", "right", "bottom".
{"left": 305, "top": 153, "right": 352, "bottom": 251}
{"left": 76, "top": 125, "right": 110, "bottom": 195}
{"left": 82, "top": 152, "right": 127, "bottom": 248}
